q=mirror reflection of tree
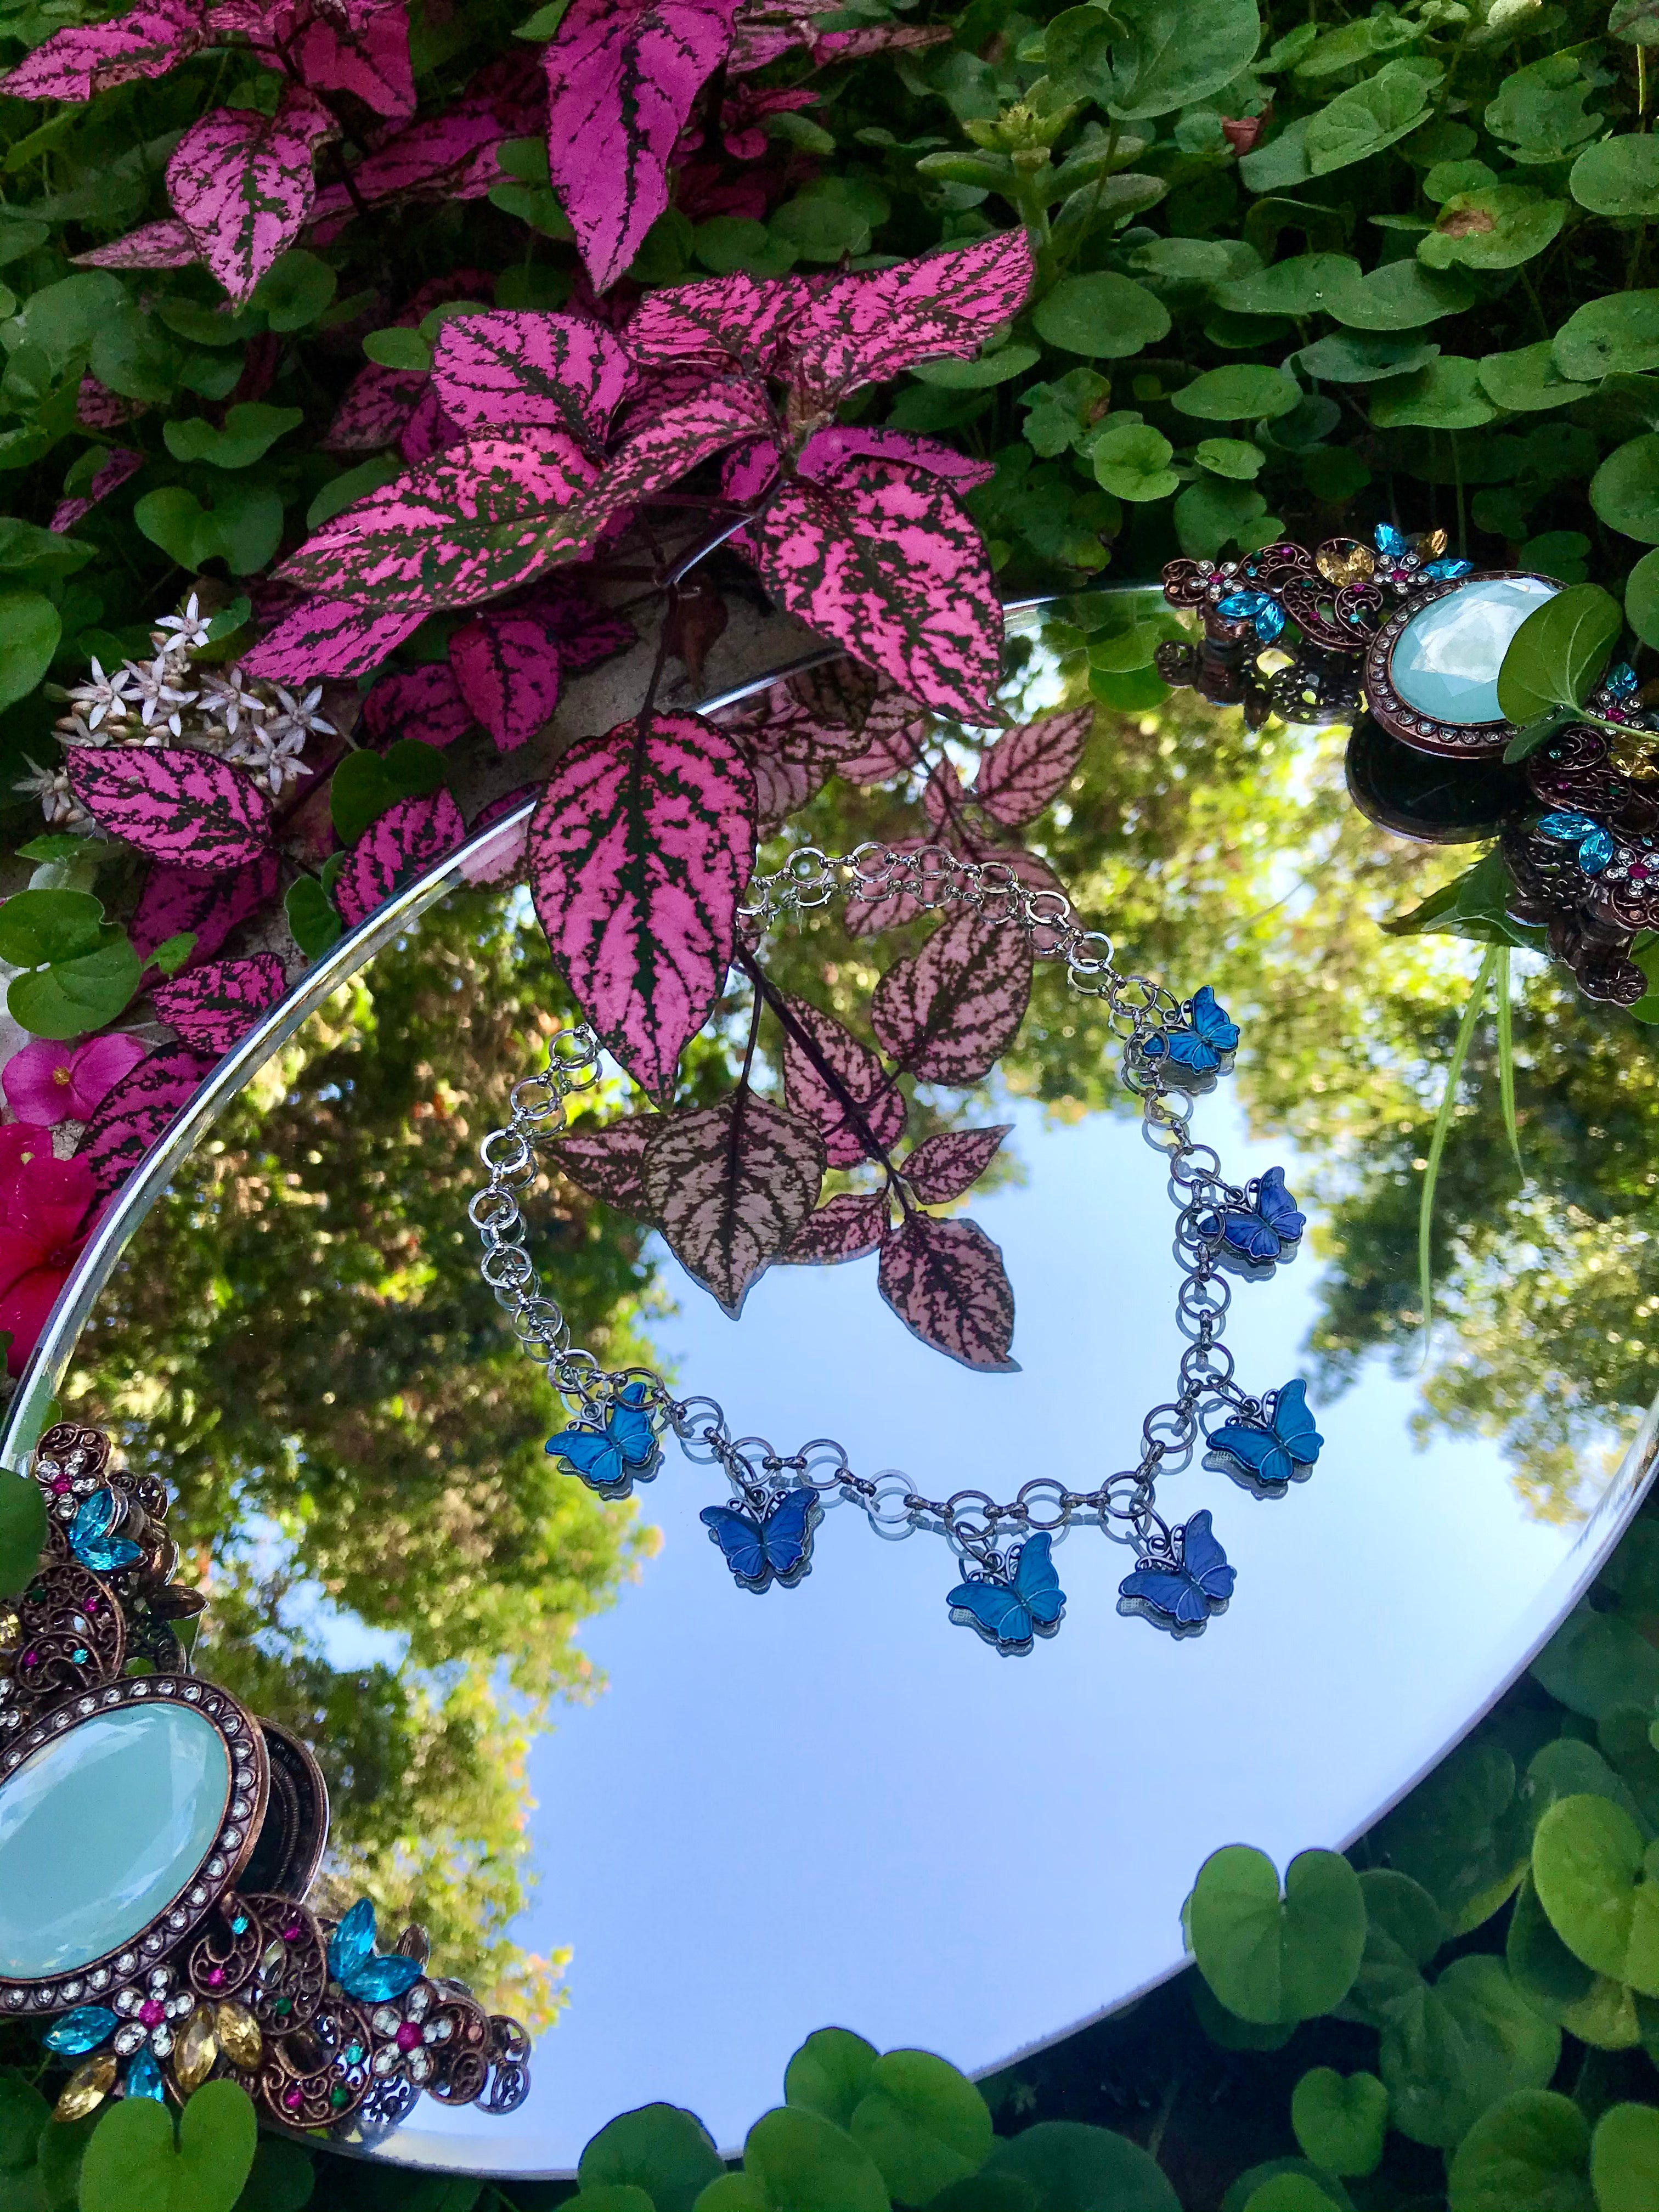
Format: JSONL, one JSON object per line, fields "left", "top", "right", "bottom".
{"left": 63, "top": 891, "right": 663, "bottom": 2026}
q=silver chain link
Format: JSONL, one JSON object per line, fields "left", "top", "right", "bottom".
{"left": 468, "top": 843, "right": 1268, "bottom": 1576}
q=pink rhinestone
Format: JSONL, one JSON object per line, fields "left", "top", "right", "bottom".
{"left": 205, "top": 1968, "right": 224, "bottom": 1988}
{"left": 283, "top": 1923, "right": 301, "bottom": 1942}
{"left": 395, "top": 2023, "right": 423, "bottom": 2053}
{"left": 49, "top": 1477, "right": 71, "bottom": 1494}
{"left": 139, "top": 1999, "right": 166, "bottom": 2027}
{"left": 283, "top": 2086, "right": 303, "bottom": 2111}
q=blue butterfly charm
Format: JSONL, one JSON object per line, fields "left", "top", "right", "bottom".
{"left": 1142, "top": 985, "right": 1240, "bottom": 1081}
{"left": 1420, "top": 557, "right": 1472, "bottom": 582}
{"left": 947, "top": 1532, "right": 1065, "bottom": 1654}
{"left": 1198, "top": 1165, "right": 1306, "bottom": 1268}
{"left": 69, "top": 1488, "right": 140, "bottom": 1574}
{"left": 1207, "top": 1379, "right": 1324, "bottom": 1497}
{"left": 1118, "top": 1510, "right": 1235, "bottom": 1635}
{"left": 1537, "top": 810, "right": 1616, "bottom": 877}
{"left": 701, "top": 1486, "right": 820, "bottom": 1592}
{"left": 328, "top": 1898, "right": 424, "bottom": 2003}
{"left": 1216, "top": 589, "right": 1286, "bottom": 645}
{"left": 546, "top": 1380, "right": 661, "bottom": 1497}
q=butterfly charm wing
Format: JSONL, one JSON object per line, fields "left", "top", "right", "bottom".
{"left": 606, "top": 1381, "right": 657, "bottom": 1469}
{"left": 1210, "top": 1379, "right": 1324, "bottom": 1492}
{"left": 1119, "top": 1511, "right": 1234, "bottom": 1630}
{"left": 1118, "top": 1563, "right": 1210, "bottom": 1627}
{"left": 1011, "top": 1532, "right": 1065, "bottom": 1628}
{"left": 1254, "top": 1166, "right": 1305, "bottom": 1246}
{"left": 701, "top": 1503, "right": 770, "bottom": 1584}
{"left": 948, "top": 1576, "right": 1036, "bottom": 1651}
{"left": 69, "top": 1488, "right": 141, "bottom": 1573}
{"left": 759, "top": 1487, "right": 817, "bottom": 1581}
{"left": 1146, "top": 985, "right": 1239, "bottom": 1075}
{"left": 547, "top": 1381, "right": 659, "bottom": 1493}
{"left": 545, "top": 1424, "right": 625, "bottom": 1487}
{"left": 701, "top": 1488, "right": 819, "bottom": 1589}
{"left": 1272, "top": 1380, "right": 1323, "bottom": 1468}
{"left": 1180, "top": 1510, "right": 1237, "bottom": 1604}
{"left": 328, "top": 1897, "right": 423, "bottom": 2002}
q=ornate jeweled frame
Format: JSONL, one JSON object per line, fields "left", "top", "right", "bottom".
{"left": 1363, "top": 570, "right": 1560, "bottom": 759}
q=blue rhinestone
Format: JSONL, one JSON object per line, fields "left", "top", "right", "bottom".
{"left": 1253, "top": 602, "right": 1286, "bottom": 644}
{"left": 341, "top": 1953, "right": 423, "bottom": 2002}
{"left": 1374, "top": 523, "right": 1408, "bottom": 557}
{"left": 69, "top": 1490, "right": 140, "bottom": 1575}
{"left": 125, "top": 2049, "right": 165, "bottom": 2103}
{"left": 43, "top": 2005, "right": 116, "bottom": 2055}
{"left": 1607, "top": 662, "right": 1640, "bottom": 698}
{"left": 1216, "top": 589, "right": 1272, "bottom": 620}
{"left": 328, "top": 1897, "right": 376, "bottom": 1987}
{"left": 1538, "top": 811, "right": 1600, "bottom": 842}
{"left": 1420, "top": 558, "right": 1472, "bottom": 581}
{"left": 231, "top": 1915, "right": 249, "bottom": 1934}
{"left": 1581, "top": 827, "right": 1617, "bottom": 874}
{"left": 71, "top": 1647, "right": 87, "bottom": 1663}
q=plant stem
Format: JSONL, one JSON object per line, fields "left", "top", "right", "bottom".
{"left": 1496, "top": 944, "right": 1523, "bottom": 1178}
{"left": 737, "top": 946, "right": 913, "bottom": 1209}
{"left": 1419, "top": 944, "right": 1498, "bottom": 1348}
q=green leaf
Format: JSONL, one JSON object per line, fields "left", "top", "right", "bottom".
{"left": 984, "top": 2121, "right": 1180, "bottom": 2212}
{"left": 515, "top": 0, "right": 575, "bottom": 34}
{"left": 1556, "top": 291, "right": 1659, "bottom": 381}
{"left": 1190, "top": 1974, "right": 1297, "bottom": 2050}
{"left": 284, "top": 878, "right": 343, "bottom": 959}
{"left": 1591, "top": 2104, "right": 1659, "bottom": 2212}
{"left": 1571, "top": 134, "right": 1659, "bottom": 217}
{"left": 1188, "top": 1845, "right": 1366, "bottom": 2025}
{"left": 1289, "top": 2072, "right": 1386, "bottom": 2179}
{"left": 0, "top": 591, "right": 61, "bottom": 713}
{"left": 0, "top": 2073, "right": 47, "bottom": 2175}
{"left": 1031, "top": 274, "right": 1171, "bottom": 359}
{"left": 0, "top": 888, "right": 106, "bottom": 968}
{"left": 921, "top": 2179, "right": 1037, "bottom": 2212}
{"left": 163, "top": 403, "right": 304, "bottom": 471}
{"left": 1214, "top": 253, "right": 1359, "bottom": 317}
{"left": 1534, "top": 1605, "right": 1659, "bottom": 1720}
{"left": 79, "top": 2080, "right": 256, "bottom": 2212}
{"left": 1305, "top": 61, "right": 1437, "bottom": 178}
{"left": 37, "top": 2107, "right": 95, "bottom": 2212}
{"left": 579, "top": 2107, "right": 724, "bottom": 2212}
{"left": 1193, "top": 437, "right": 1265, "bottom": 479}
{"left": 1091, "top": 422, "right": 1178, "bottom": 501}
{"left": 1367, "top": 1739, "right": 1527, "bottom": 1934}
{"left": 1485, "top": 54, "right": 1603, "bottom": 166}
{"left": 14, "top": 836, "right": 99, "bottom": 866}
{"left": 1296, "top": 332, "right": 1438, "bottom": 383}
{"left": 1326, "top": 259, "right": 1475, "bottom": 330}
{"left": 695, "top": 2181, "right": 768, "bottom": 2212}
{"left": 0, "top": 517, "right": 94, "bottom": 581}
{"left": 1419, "top": 187, "right": 1568, "bottom": 271}
{"left": 149, "top": 932, "right": 197, "bottom": 977}
{"left": 1496, "top": 583, "right": 1622, "bottom": 725}
{"left": 9, "top": 935, "right": 142, "bottom": 1040}
{"left": 1094, "top": 0, "right": 1262, "bottom": 120}
{"left": 1506, "top": 1872, "right": 1640, "bottom": 2047}
{"left": 132, "top": 486, "right": 284, "bottom": 577}
{"left": 1450, "top": 2095, "right": 1593, "bottom": 2211}
{"left": 0, "top": 1475, "right": 46, "bottom": 1599}
{"left": 1532, "top": 1794, "right": 1659, "bottom": 1993}
{"left": 1368, "top": 357, "right": 1496, "bottom": 430}
{"left": 785, "top": 2030, "right": 878, "bottom": 2131}
{"left": 1477, "top": 342, "right": 1595, "bottom": 415}
{"left": 1592, "top": 434, "right": 1659, "bottom": 543}
{"left": 1628, "top": 549, "right": 1659, "bottom": 651}
{"left": 243, "top": 250, "right": 336, "bottom": 332}
{"left": 306, "top": 454, "right": 404, "bottom": 533}
{"left": 1173, "top": 477, "right": 1269, "bottom": 558}
{"left": 1381, "top": 1955, "right": 1561, "bottom": 2149}
{"left": 910, "top": 346, "right": 1040, "bottom": 390}
{"left": 230, "top": 2136, "right": 314, "bottom": 2212}
{"left": 849, "top": 2052, "right": 991, "bottom": 2205}
{"left": 363, "top": 327, "right": 433, "bottom": 372}
{"left": 1172, "top": 365, "right": 1301, "bottom": 421}
{"left": 1240, "top": 2179, "right": 1345, "bottom": 2212}
{"left": 568, "top": 2192, "right": 657, "bottom": 2212}
{"left": 741, "top": 2107, "right": 889, "bottom": 2212}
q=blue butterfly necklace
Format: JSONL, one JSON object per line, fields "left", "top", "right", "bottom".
{"left": 475, "top": 849, "right": 1327, "bottom": 1657}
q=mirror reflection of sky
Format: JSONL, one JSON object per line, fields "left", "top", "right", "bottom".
{"left": 393, "top": 1089, "right": 1628, "bottom": 2175}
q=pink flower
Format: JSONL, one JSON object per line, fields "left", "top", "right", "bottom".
{"left": 0, "top": 1126, "right": 95, "bottom": 1378}
{"left": 2, "top": 1034, "right": 148, "bottom": 1126}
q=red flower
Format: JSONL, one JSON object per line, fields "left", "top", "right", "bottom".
{"left": 0, "top": 1125, "right": 95, "bottom": 1377}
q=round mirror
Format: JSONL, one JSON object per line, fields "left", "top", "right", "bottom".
{"left": 4, "top": 608, "right": 1653, "bottom": 2176}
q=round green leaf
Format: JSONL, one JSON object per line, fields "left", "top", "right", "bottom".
{"left": 1222, "top": 2164, "right": 1353, "bottom": 2212}
{"left": 1380, "top": 1955, "right": 1562, "bottom": 2149}
{"left": 923, "top": 2177, "right": 1037, "bottom": 2212}
{"left": 849, "top": 2052, "right": 991, "bottom": 2204}
{"left": 1534, "top": 1606, "right": 1659, "bottom": 1718}
{"left": 1191, "top": 1973, "right": 1297, "bottom": 2050}
{"left": 1305, "top": 61, "right": 1434, "bottom": 177}
{"left": 1369, "top": 1740, "right": 1520, "bottom": 1936}
{"left": 1188, "top": 1846, "right": 1367, "bottom": 2024}
{"left": 785, "top": 2029, "right": 878, "bottom": 2131}
{"left": 1572, "top": 134, "right": 1659, "bottom": 217}
{"left": 285, "top": 878, "right": 343, "bottom": 959}
{"left": 1172, "top": 366, "right": 1301, "bottom": 421}
{"left": 79, "top": 2079, "right": 257, "bottom": 2212}
{"left": 1240, "top": 2178, "right": 1345, "bottom": 2212}
{"left": 1297, "top": 332, "right": 1438, "bottom": 383}
{"left": 1194, "top": 437, "right": 1266, "bottom": 479}
{"left": 1031, "top": 274, "right": 1170, "bottom": 359}
{"left": 0, "top": 888, "right": 106, "bottom": 969}
{"left": 1532, "top": 1793, "right": 1659, "bottom": 1993}
{"left": 1092, "top": 422, "right": 1178, "bottom": 501}
{"left": 1327, "top": 260, "right": 1476, "bottom": 330}
{"left": 1173, "top": 478, "right": 1270, "bottom": 559}
{"left": 1446, "top": 2089, "right": 1591, "bottom": 2212}
{"left": 1505, "top": 1872, "right": 1641, "bottom": 2046}
{"left": 742, "top": 2106, "right": 889, "bottom": 2212}
{"left": 984, "top": 2120, "right": 1180, "bottom": 2212}
{"left": 1289, "top": 2071, "right": 1387, "bottom": 2179}
{"left": 571, "top": 2192, "right": 658, "bottom": 2212}
{"left": 1556, "top": 291, "right": 1659, "bottom": 381}
{"left": 363, "top": 326, "right": 433, "bottom": 371}
{"left": 911, "top": 346, "right": 1040, "bottom": 390}
{"left": 0, "top": 590, "right": 61, "bottom": 713}
{"left": 1478, "top": 342, "right": 1595, "bottom": 414}
{"left": 1097, "top": 0, "right": 1260, "bottom": 120}
{"left": 1627, "top": 549, "right": 1659, "bottom": 650}
{"left": 1419, "top": 188, "right": 1567, "bottom": 270}
{"left": 1591, "top": 2103, "right": 1659, "bottom": 2212}
{"left": 1089, "top": 663, "right": 1172, "bottom": 710}
{"left": 1368, "top": 357, "right": 1496, "bottom": 431}
{"left": 1214, "top": 255, "right": 1360, "bottom": 318}
{"left": 8, "top": 936, "right": 142, "bottom": 1041}
{"left": 1496, "top": 583, "right": 1623, "bottom": 725}
{"left": 580, "top": 2106, "right": 724, "bottom": 2212}
{"left": 250, "top": 250, "right": 337, "bottom": 331}
{"left": 0, "top": 2067, "right": 48, "bottom": 2171}
{"left": 695, "top": 2179, "right": 768, "bottom": 2212}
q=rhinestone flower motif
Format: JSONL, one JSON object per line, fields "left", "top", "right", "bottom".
{"left": 368, "top": 1979, "right": 454, "bottom": 2086}
{"left": 112, "top": 1966, "right": 195, "bottom": 2060}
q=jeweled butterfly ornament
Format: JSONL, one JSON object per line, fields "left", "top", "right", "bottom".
{"left": 328, "top": 1898, "right": 424, "bottom": 2002}
{"left": 1207, "top": 1379, "right": 1324, "bottom": 1497}
{"left": 1118, "top": 1511, "right": 1235, "bottom": 1635}
{"left": 1536, "top": 809, "right": 1617, "bottom": 877}
{"left": 947, "top": 1533, "right": 1066, "bottom": 1655}
{"left": 1198, "top": 1165, "right": 1306, "bottom": 1269}
{"left": 701, "top": 1485, "right": 820, "bottom": 1592}
{"left": 546, "top": 1379, "right": 661, "bottom": 1496}
{"left": 68, "top": 1487, "right": 141, "bottom": 1573}
{"left": 1141, "top": 985, "right": 1240, "bottom": 1081}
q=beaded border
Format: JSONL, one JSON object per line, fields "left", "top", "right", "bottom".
{"left": 1364, "top": 570, "right": 1556, "bottom": 759}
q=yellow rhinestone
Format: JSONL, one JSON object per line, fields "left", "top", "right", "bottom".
{"left": 215, "top": 2000, "right": 262, "bottom": 2071}
{"left": 1414, "top": 526, "right": 1448, "bottom": 557}
{"left": 1315, "top": 539, "right": 1374, "bottom": 587}
{"left": 54, "top": 2053, "right": 117, "bottom": 2123}
{"left": 173, "top": 2006, "right": 218, "bottom": 2095}
{"left": 0, "top": 1610, "right": 19, "bottom": 1653}
{"left": 1610, "top": 734, "right": 1659, "bottom": 782}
